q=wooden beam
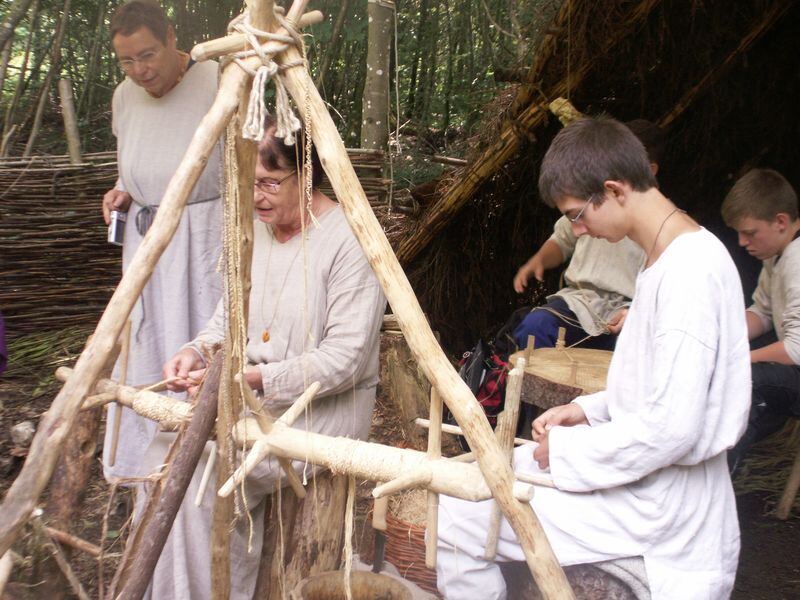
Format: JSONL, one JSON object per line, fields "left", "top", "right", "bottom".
{"left": 275, "top": 38, "right": 574, "bottom": 597}
{"left": 658, "top": 0, "right": 795, "bottom": 128}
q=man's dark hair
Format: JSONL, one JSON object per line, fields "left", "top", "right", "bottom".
{"left": 110, "top": 1, "right": 172, "bottom": 44}
{"left": 258, "top": 116, "right": 324, "bottom": 189}
{"left": 538, "top": 116, "right": 657, "bottom": 208}
{"left": 625, "top": 119, "right": 667, "bottom": 167}
{"left": 721, "top": 168, "right": 798, "bottom": 226}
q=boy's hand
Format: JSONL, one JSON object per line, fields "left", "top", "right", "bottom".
{"left": 607, "top": 308, "right": 629, "bottom": 335}
{"left": 533, "top": 431, "right": 550, "bottom": 469}
{"left": 531, "top": 403, "right": 588, "bottom": 441}
{"left": 513, "top": 256, "right": 545, "bottom": 293}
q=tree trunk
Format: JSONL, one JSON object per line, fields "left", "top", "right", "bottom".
{"left": 77, "top": 0, "right": 108, "bottom": 120}
{"left": 383, "top": 333, "right": 431, "bottom": 450}
{"left": 1, "top": 0, "right": 38, "bottom": 155}
{"left": 58, "top": 78, "right": 82, "bottom": 164}
{"left": 0, "top": 0, "right": 35, "bottom": 51}
{"left": 253, "top": 471, "right": 348, "bottom": 599}
{"left": 406, "top": 0, "right": 431, "bottom": 118}
{"left": 315, "top": 0, "right": 350, "bottom": 89}
{"left": 360, "top": 0, "right": 394, "bottom": 152}
{"left": 32, "top": 407, "right": 102, "bottom": 600}
{"left": 22, "top": 0, "right": 71, "bottom": 157}
{"left": 0, "top": 39, "right": 13, "bottom": 99}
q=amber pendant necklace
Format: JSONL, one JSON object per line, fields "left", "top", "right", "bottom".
{"left": 260, "top": 226, "right": 303, "bottom": 343}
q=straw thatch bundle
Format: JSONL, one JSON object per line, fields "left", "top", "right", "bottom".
{"left": 0, "top": 149, "right": 389, "bottom": 338}
{"left": 403, "top": 0, "right": 800, "bottom": 352}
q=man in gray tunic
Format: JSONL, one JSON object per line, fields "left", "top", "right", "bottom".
{"left": 101, "top": 0, "right": 222, "bottom": 481}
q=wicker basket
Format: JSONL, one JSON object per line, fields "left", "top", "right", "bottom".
{"left": 382, "top": 492, "right": 439, "bottom": 595}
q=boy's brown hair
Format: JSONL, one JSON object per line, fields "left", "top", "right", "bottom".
{"left": 721, "top": 168, "right": 798, "bottom": 226}
{"left": 110, "top": 1, "right": 172, "bottom": 44}
{"left": 538, "top": 116, "right": 656, "bottom": 208}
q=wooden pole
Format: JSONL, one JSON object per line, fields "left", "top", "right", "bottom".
{"left": 275, "top": 38, "right": 574, "bottom": 597}
{"left": 0, "top": 51, "right": 247, "bottom": 559}
{"left": 115, "top": 353, "right": 223, "bottom": 600}
{"left": 776, "top": 441, "right": 800, "bottom": 520}
{"left": 0, "top": 0, "right": 316, "bottom": 560}
{"left": 57, "top": 78, "right": 82, "bottom": 164}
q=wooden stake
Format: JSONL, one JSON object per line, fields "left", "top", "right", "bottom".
{"left": 426, "top": 386, "right": 442, "bottom": 569}
{"left": 108, "top": 320, "right": 131, "bottom": 467}
{"left": 415, "top": 417, "right": 533, "bottom": 448}
{"left": 776, "top": 441, "right": 800, "bottom": 520}
{"left": 484, "top": 358, "right": 526, "bottom": 560}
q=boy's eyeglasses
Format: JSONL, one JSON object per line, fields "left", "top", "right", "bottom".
{"left": 118, "top": 49, "right": 160, "bottom": 72}
{"left": 254, "top": 171, "right": 296, "bottom": 194}
{"left": 568, "top": 193, "right": 602, "bottom": 223}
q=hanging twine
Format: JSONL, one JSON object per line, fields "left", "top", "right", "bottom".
{"left": 227, "top": 11, "right": 304, "bottom": 143}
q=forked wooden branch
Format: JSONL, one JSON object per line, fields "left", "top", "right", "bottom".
{"left": 275, "top": 33, "right": 573, "bottom": 597}
{"left": 114, "top": 352, "right": 222, "bottom": 600}
{"left": 228, "top": 418, "right": 536, "bottom": 503}
{"left": 0, "top": 0, "right": 314, "bottom": 557}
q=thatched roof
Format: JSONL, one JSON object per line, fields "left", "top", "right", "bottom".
{"left": 404, "top": 0, "right": 800, "bottom": 352}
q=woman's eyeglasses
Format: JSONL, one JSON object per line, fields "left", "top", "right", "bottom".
{"left": 254, "top": 171, "right": 296, "bottom": 194}
{"left": 118, "top": 49, "right": 161, "bottom": 72}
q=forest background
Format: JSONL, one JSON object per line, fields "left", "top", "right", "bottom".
{"left": 0, "top": 0, "right": 559, "bottom": 184}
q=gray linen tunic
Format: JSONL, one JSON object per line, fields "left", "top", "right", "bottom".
{"left": 548, "top": 215, "right": 645, "bottom": 336}
{"left": 141, "top": 207, "right": 386, "bottom": 599}
{"left": 103, "top": 61, "right": 224, "bottom": 481}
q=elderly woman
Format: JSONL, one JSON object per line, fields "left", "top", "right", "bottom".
{"left": 153, "top": 122, "right": 386, "bottom": 600}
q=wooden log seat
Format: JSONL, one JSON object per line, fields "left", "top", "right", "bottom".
{"left": 501, "top": 556, "right": 650, "bottom": 600}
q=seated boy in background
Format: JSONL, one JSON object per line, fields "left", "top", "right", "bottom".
{"left": 722, "top": 168, "right": 800, "bottom": 474}
{"left": 511, "top": 120, "right": 665, "bottom": 351}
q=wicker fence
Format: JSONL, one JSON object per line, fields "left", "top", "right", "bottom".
{"left": 0, "top": 149, "right": 388, "bottom": 338}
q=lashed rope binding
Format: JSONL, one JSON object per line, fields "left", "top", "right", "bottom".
{"left": 228, "top": 12, "right": 304, "bottom": 143}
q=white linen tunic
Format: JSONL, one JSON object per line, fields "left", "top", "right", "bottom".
{"left": 141, "top": 207, "right": 386, "bottom": 600}
{"left": 437, "top": 229, "right": 751, "bottom": 599}
{"left": 103, "top": 61, "right": 223, "bottom": 481}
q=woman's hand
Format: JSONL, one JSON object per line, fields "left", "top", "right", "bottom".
{"left": 102, "top": 189, "right": 132, "bottom": 225}
{"left": 531, "top": 403, "right": 588, "bottom": 442}
{"left": 163, "top": 348, "right": 205, "bottom": 392}
{"left": 243, "top": 366, "right": 263, "bottom": 391}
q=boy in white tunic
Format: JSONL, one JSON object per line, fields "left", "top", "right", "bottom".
{"left": 721, "top": 169, "right": 800, "bottom": 473}
{"left": 437, "top": 117, "right": 751, "bottom": 599}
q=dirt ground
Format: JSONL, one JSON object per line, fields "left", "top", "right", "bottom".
{"left": 0, "top": 341, "right": 798, "bottom": 599}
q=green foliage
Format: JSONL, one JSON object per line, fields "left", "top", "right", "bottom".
{"left": 0, "top": 0, "right": 546, "bottom": 156}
